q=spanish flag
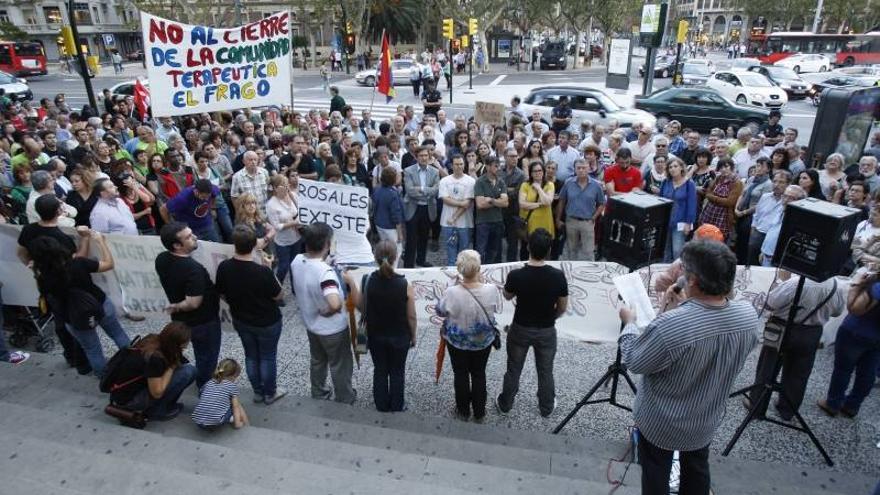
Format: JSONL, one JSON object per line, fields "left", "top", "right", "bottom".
{"left": 377, "top": 31, "right": 395, "bottom": 102}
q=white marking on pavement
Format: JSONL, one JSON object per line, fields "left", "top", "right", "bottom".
{"left": 488, "top": 75, "right": 506, "bottom": 86}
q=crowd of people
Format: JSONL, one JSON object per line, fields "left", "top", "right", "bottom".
{"left": 1, "top": 84, "right": 880, "bottom": 493}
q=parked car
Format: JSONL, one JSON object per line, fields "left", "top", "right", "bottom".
{"left": 706, "top": 70, "right": 788, "bottom": 108}
{"left": 730, "top": 57, "right": 762, "bottom": 70}
{"left": 639, "top": 55, "right": 679, "bottom": 78}
{"left": 747, "top": 65, "right": 811, "bottom": 98}
{"left": 354, "top": 59, "right": 419, "bottom": 86}
{"left": 680, "top": 60, "right": 714, "bottom": 86}
{"left": 806, "top": 73, "right": 878, "bottom": 92}
{"left": 540, "top": 42, "right": 567, "bottom": 70}
{"left": 832, "top": 64, "right": 880, "bottom": 77}
{"left": 101, "top": 79, "right": 150, "bottom": 104}
{"left": 0, "top": 71, "right": 32, "bottom": 101}
{"left": 520, "top": 85, "right": 655, "bottom": 130}
{"left": 126, "top": 50, "right": 144, "bottom": 62}
{"left": 634, "top": 87, "right": 769, "bottom": 132}
{"left": 774, "top": 53, "right": 831, "bottom": 73}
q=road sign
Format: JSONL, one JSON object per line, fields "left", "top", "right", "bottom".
{"left": 103, "top": 34, "right": 115, "bottom": 46}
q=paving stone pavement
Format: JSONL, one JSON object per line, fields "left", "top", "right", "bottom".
{"left": 24, "top": 241, "right": 880, "bottom": 477}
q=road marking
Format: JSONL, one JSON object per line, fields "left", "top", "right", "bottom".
{"left": 488, "top": 75, "right": 506, "bottom": 86}
{"left": 784, "top": 113, "right": 814, "bottom": 118}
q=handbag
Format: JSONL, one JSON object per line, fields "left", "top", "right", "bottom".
{"left": 513, "top": 209, "right": 534, "bottom": 241}
{"left": 762, "top": 279, "right": 837, "bottom": 350}
{"left": 355, "top": 273, "right": 370, "bottom": 355}
{"left": 464, "top": 286, "right": 502, "bottom": 350}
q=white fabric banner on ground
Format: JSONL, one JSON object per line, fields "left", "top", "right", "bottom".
{"left": 296, "top": 178, "right": 374, "bottom": 265}
{"left": 141, "top": 11, "right": 292, "bottom": 116}
{"left": 0, "top": 223, "right": 845, "bottom": 344}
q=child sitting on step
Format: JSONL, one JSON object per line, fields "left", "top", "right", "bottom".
{"left": 192, "top": 358, "right": 249, "bottom": 430}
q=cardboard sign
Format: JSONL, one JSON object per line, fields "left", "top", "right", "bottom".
{"left": 474, "top": 101, "right": 506, "bottom": 126}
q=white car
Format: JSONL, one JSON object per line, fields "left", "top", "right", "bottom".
{"left": 706, "top": 70, "right": 788, "bottom": 109}
{"left": 355, "top": 59, "right": 420, "bottom": 86}
{"left": 101, "top": 79, "right": 150, "bottom": 104}
{"left": 774, "top": 54, "right": 831, "bottom": 74}
{"left": 519, "top": 86, "right": 656, "bottom": 131}
{"left": 0, "top": 71, "right": 32, "bottom": 101}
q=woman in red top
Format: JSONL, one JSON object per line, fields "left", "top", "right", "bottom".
{"left": 698, "top": 158, "right": 743, "bottom": 241}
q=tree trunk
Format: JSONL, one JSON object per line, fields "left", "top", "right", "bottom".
{"left": 309, "top": 29, "right": 317, "bottom": 68}
{"left": 573, "top": 30, "right": 581, "bottom": 69}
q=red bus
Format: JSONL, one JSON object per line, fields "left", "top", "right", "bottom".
{"left": 0, "top": 42, "right": 47, "bottom": 76}
{"left": 753, "top": 32, "right": 880, "bottom": 66}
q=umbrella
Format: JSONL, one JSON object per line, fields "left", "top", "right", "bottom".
{"left": 434, "top": 338, "right": 446, "bottom": 384}
{"left": 346, "top": 293, "right": 360, "bottom": 369}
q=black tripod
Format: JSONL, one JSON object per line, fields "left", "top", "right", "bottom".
{"left": 552, "top": 329, "right": 637, "bottom": 433}
{"left": 722, "top": 276, "right": 834, "bottom": 466}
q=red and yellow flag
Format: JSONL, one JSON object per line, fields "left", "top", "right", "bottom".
{"left": 377, "top": 31, "right": 395, "bottom": 102}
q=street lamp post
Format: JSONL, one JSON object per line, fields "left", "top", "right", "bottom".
{"left": 67, "top": 0, "right": 97, "bottom": 111}
{"left": 812, "top": 0, "right": 824, "bottom": 33}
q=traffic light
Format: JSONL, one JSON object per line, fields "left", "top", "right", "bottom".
{"left": 468, "top": 18, "right": 478, "bottom": 36}
{"left": 677, "top": 20, "right": 689, "bottom": 44}
{"left": 460, "top": 35, "right": 469, "bottom": 48}
{"left": 346, "top": 21, "right": 353, "bottom": 34}
{"left": 344, "top": 33, "right": 356, "bottom": 54}
{"left": 442, "top": 18, "right": 455, "bottom": 40}
{"left": 61, "top": 26, "right": 76, "bottom": 56}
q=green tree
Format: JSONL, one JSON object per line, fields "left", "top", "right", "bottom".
{"left": 0, "top": 22, "right": 27, "bottom": 42}
{"left": 366, "top": 0, "right": 424, "bottom": 43}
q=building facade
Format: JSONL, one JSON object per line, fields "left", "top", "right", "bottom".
{"left": 0, "top": 0, "right": 141, "bottom": 61}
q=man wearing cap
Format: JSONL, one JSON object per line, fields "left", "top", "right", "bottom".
{"left": 160, "top": 179, "right": 222, "bottom": 243}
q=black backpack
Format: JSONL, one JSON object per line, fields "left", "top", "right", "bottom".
{"left": 99, "top": 336, "right": 143, "bottom": 394}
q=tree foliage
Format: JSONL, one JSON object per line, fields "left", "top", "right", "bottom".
{"left": 0, "top": 22, "right": 28, "bottom": 42}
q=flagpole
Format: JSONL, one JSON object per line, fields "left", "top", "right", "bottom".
{"left": 369, "top": 30, "right": 384, "bottom": 115}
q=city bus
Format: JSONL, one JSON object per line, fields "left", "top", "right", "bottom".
{"left": 0, "top": 42, "right": 47, "bottom": 77}
{"left": 753, "top": 32, "right": 880, "bottom": 67}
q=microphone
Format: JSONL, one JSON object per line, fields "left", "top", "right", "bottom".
{"left": 673, "top": 276, "right": 686, "bottom": 294}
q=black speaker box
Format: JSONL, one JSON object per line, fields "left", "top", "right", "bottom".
{"left": 773, "top": 198, "right": 862, "bottom": 281}
{"left": 603, "top": 192, "right": 673, "bottom": 270}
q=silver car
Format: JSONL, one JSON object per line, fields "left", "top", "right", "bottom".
{"left": 355, "top": 59, "right": 420, "bottom": 86}
{"left": 519, "top": 86, "right": 656, "bottom": 130}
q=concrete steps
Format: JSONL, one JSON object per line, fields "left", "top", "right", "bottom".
{"left": 0, "top": 352, "right": 872, "bottom": 495}
{"left": 0, "top": 354, "right": 639, "bottom": 494}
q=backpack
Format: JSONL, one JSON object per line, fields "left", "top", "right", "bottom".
{"left": 67, "top": 287, "right": 105, "bottom": 330}
{"left": 99, "top": 335, "right": 143, "bottom": 394}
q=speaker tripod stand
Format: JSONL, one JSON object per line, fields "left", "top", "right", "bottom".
{"left": 553, "top": 321, "right": 637, "bottom": 434}
{"left": 722, "top": 275, "right": 834, "bottom": 466}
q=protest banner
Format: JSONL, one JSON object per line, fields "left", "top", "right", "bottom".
{"left": 296, "top": 178, "right": 373, "bottom": 265}
{"left": 141, "top": 11, "right": 292, "bottom": 116}
{"left": 473, "top": 101, "right": 506, "bottom": 126}
{"left": 0, "top": 224, "right": 847, "bottom": 344}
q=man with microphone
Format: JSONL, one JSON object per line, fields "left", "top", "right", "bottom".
{"left": 619, "top": 240, "right": 759, "bottom": 494}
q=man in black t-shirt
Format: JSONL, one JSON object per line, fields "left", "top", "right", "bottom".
{"left": 421, "top": 81, "right": 442, "bottom": 117}
{"left": 17, "top": 195, "right": 90, "bottom": 373}
{"left": 497, "top": 229, "right": 569, "bottom": 418}
{"left": 759, "top": 110, "right": 784, "bottom": 147}
{"left": 277, "top": 134, "right": 317, "bottom": 179}
{"left": 215, "top": 225, "right": 286, "bottom": 404}
{"left": 155, "top": 222, "right": 221, "bottom": 389}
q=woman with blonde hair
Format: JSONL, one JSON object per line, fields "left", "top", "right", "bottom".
{"left": 358, "top": 240, "right": 416, "bottom": 412}
{"left": 234, "top": 192, "right": 275, "bottom": 263}
{"left": 436, "top": 249, "right": 502, "bottom": 421}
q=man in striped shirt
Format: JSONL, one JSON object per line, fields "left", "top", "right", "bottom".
{"left": 619, "top": 240, "right": 759, "bottom": 494}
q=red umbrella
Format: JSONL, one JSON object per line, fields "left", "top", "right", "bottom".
{"left": 434, "top": 338, "right": 446, "bottom": 384}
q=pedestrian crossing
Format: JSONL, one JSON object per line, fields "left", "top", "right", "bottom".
{"left": 291, "top": 97, "right": 407, "bottom": 122}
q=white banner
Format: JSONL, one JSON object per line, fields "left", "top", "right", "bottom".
{"left": 296, "top": 178, "right": 373, "bottom": 265}
{"left": 141, "top": 11, "right": 292, "bottom": 117}
{"left": 0, "top": 224, "right": 847, "bottom": 344}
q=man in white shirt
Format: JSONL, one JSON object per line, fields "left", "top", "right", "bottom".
{"left": 89, "top": 178, "right": 138, "bottom": 235}
{"left": 436, "top": 110, "right": 455, "bottom": 136}
{"left": 546, "top": 130, "right": 580, "bottom": 182}
{"left": 627, "top": 124, "right": 656, "bottom": 169}
{"left": 578, "top": 124, "right": 609, "bottom": 152}
{"left": 438, "top": 155, "right": 476, "bottom": 266}
{"left": 733, "top": 136, "right": 769, "bottom": 179}
{"left": 291, "top": 223, "right": 359, "bottom": 404}
{"left": 25, "top": 170, "right": 76, "bottom": 226}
